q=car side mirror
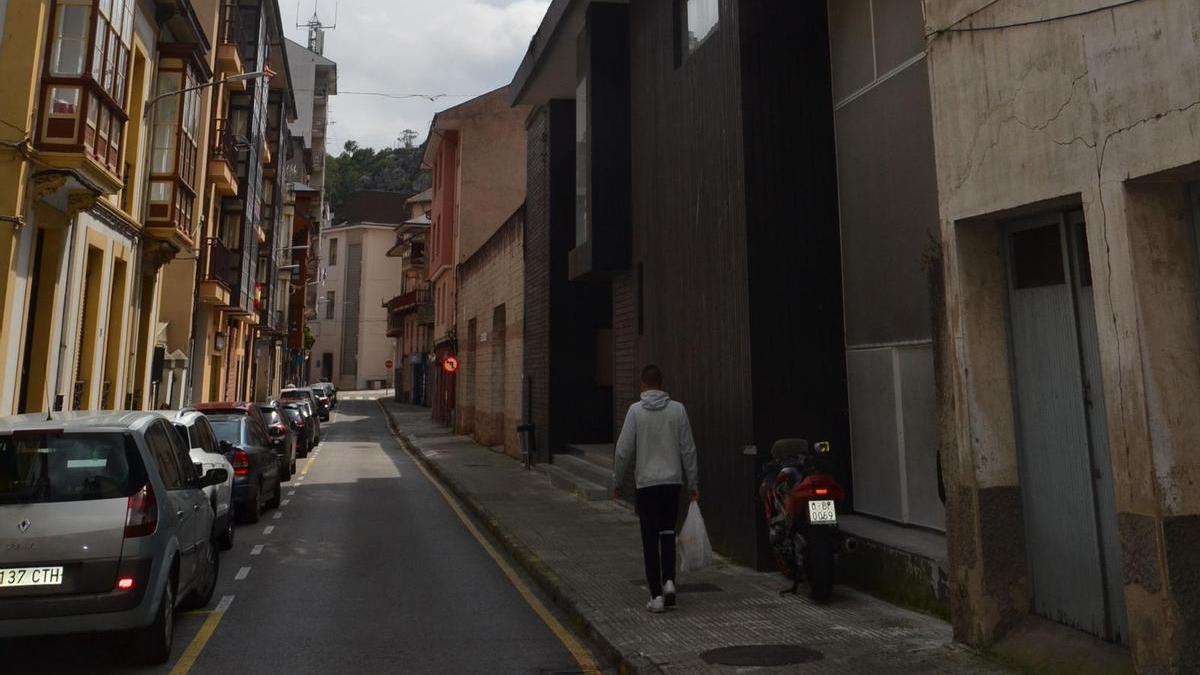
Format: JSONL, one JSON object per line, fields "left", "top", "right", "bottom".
{"left": 202, "top": 468, "right": 228, "bottom": 487}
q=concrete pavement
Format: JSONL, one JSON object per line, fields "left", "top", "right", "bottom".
{"left": 382, "top": 399, "right": 1011, "bottom": 674}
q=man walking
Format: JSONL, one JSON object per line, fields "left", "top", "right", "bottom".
{"left": 612, "top": 365, "right": 700, "bottom": 613}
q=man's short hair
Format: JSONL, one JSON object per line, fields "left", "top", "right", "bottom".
{"left": 641, "top": 365, "right": 663, "bottom": 387}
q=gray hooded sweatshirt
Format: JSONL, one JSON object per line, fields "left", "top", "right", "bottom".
{"left": 613, "top": 390, "right": 699, "bottom": 490}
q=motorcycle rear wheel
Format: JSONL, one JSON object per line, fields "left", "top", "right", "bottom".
{"left": 804, "top": 529, "right": 835, "bottom": 603}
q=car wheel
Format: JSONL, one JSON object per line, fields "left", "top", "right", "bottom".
{"left": 131, "top": 577, "right": 174, "bottom": 664}
{"left": 182, "top": 542, "right": 219, "bottom": 610}
{"left": 240, "top": 484, "right": 262, "bottom": 524}
{"left": 265, "top": 478, "right": 282, "bottom": 509}
{"left": 219, "top": 515, "right": 235, "bottom": 551}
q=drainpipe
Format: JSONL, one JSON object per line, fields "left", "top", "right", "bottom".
{"left": 52, "top": 216, "right": 80, "bottom": 411}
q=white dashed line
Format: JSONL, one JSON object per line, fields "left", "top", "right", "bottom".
{"left": 235, "top": 567, "right": 251, "bottom": 581}
{"left": 272, "top": 511, "right": 282, "bottom": 519}
{"left": 216, "top": 594, "right": 235, "bottom": 611}
{"left": 281, "top": 499, "right": 290, "bottom": 506}
{"left": 250, "top": 544, "right": 264, "bottom": 556}
{"left": 263, "top": 526, "right": 274, "bottom": 534}
{"left": 288, "top": 490, "right": 296, "bottom": 496}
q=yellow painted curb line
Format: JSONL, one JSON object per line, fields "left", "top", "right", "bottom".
{"left": 169, "top": 595, "right": 234, "bottom": 675}
{"left": 377, "top": 401, "right": 600, "bottom": 675}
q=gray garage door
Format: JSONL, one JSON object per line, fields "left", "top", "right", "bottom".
{"left": 1004, "top": 211, "right": 1126, "bottom": 643}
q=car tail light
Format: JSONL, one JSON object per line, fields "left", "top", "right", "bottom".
{"left": 124, "top": 483, "right": 158, "bottom": 538}
{"left": 295, "top": 419, "right": 305, "bottom": 428}
{"left": 116, "top": 577, "right": 135, "bottom": 590}
{"left": 232, "top": 449, "right": 250, "bottom": 477}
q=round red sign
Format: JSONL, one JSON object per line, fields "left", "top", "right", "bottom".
{"left": 442, "top": 356, "right": 460, "bottom": 374}
{"left": 385, "top": 359, "right": 394, "bottom": 370}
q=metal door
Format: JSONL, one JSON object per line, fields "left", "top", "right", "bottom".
{"left": 1004, "top": 212, "right": 1125, "bottom": 642}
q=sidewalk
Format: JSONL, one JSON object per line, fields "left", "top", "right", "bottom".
{"left": 381, "top": 401, "right": 1007, "bottom": 674}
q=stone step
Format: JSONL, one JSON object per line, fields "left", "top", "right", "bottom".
{"left": 553, "top": 453, "right": 613, "bottom": 487}
{"left": 544, "top": 465, "right": 609, "bottom": 501}
{"left": 565, "top": 443, "right": 614, "bottom": 469}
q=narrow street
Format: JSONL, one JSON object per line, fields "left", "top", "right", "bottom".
{"left": 0, "top": 395, "right": 593, "bottom": 675}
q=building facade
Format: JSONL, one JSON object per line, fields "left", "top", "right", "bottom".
{"left": 456, "top": 205, "right": 525, "bottom": 456}
{"left": 0, "top": 0, "right": 223, "bottom": 414}
{"left": 423, "top": 87, "right": 529, "bottom": 426}
{"left": 310, "top": 190, "right": 408, "bottom": 390}
{"left": 385, "top": 188, "right": 432, "bottom": 405}
{"left": 926, "top": 0, "right": 1200, "bottom": 669}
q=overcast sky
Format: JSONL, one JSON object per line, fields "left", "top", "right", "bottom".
{"left": 283, "top": 0, "right": 549, "bottom": 153}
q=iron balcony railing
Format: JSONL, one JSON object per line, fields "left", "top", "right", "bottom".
{"left": 218, "top": 0, "right": 242, "bottom": 45}
{"left": 202, "top": 237, "right": 240, "bottom": 292}
{"left": 210, "top": 117, "right": 238, "bottom": 164}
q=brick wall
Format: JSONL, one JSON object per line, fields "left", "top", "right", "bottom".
{"left": 457, "top": 207, "right": 526, "bottom": 457}
{"left": 523, "top": 107, "right": 551, "bottom": 462}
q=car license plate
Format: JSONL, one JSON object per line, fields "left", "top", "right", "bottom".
{"left": 808, "top": 499, "right": 837, "bottom": 524}
{"left": 0, "top": 566, "right": 64, "bottom": 587}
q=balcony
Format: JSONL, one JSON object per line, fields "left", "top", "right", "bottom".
{"left": 386, "top": 312, "right": 404, "bottom": 338}
{"left": 199, "top": 237, "right": 238, "bottom": 306}
{"left": 216, "top": 0, "right": 246, "bottom": 82}
{"left": 385, "top": 287, "right": 432, "bottom": 336}
{"left": 208, "top": 118, "right": 239, "bottom": 196}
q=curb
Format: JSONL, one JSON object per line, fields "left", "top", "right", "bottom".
{"left": 378, "top": 401, "right": 660, "bottom": 675}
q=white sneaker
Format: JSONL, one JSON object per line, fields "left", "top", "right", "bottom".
{"left": 663, "top": 580, "right": 676, "bottom": 607}
{"left": 646, "top": 596, "right": 665, "bottom": 613}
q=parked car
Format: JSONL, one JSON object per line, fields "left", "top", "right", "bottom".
{"left": 0, "top": 412, "right": 226, "bottom": 664}
{"left": 161, "top": 410, "right": 235, "bottom": 551}
{"left": 257, "top": 403, "right": 298, "bottom": 476}
{"left": 281, "top": 387, "right": 328, "bottom": 423}
{"left": 313, "top": 382, "right": 337, "bottom": 409}
{"left": 309, "top": 388, "right": 332, "bottom": 419}
{"left": 200, "top": 412, "right": 281, "bottom": 524}
{"left": 280, "top": 403, "right": 314, "bottom": 455}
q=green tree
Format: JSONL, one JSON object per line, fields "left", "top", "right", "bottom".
{"left": 325, "top": 134, "right": 431, "bottom": 220}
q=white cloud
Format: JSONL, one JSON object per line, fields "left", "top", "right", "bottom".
{"left": 286, "top": 0, "right": 549, "bottom": 152}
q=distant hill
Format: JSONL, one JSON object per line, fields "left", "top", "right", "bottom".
{"left": 325, "top": 134, "right": 431, "bottom": 222}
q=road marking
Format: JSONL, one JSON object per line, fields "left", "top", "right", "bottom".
{"left": 251, "top": 544, "right": 264, "bottom": 556}
{"left": 288, "top": 490, "right": 296, "bottom": 496}
{"left": 377, "top": 400, "right": 600, "bottom": 674}
{"left": 281, "top": 499, "right": 290, "bottom": 506}
{"left": 272, "top": 511, "right": 282, "bottom": 519}
{"left": 263, "top": 526, "right": 274, "bottom": 535}
{"left": 234, "top": 567, "right": 250, "bottom": 581}
{"left": 169, "top": 595, "right": 234, "bottom": 675}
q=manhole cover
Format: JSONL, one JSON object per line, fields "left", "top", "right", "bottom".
{"left": 699, "top": 645, "right": 823, "bottom": 667}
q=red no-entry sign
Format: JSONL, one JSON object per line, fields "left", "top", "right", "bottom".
{"left": 385, "top": 359, "right": 394, "bottom": 370}
{"left": 442, "top": 356, "right": 460, "bottom": 374}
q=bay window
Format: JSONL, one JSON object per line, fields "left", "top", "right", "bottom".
{"left": 146, "top": 49, "right": 203, "bottom": 235}
{"left": 38, "top": 0, "right": 134, "bottom": 176}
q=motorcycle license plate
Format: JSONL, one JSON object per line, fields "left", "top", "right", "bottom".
{"left": 808, "top": 499, "right": 837, "bottom": 524}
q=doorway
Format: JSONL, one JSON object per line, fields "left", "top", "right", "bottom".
{"left": 1003, "top": 210, "right": 1126, "bottom": 642}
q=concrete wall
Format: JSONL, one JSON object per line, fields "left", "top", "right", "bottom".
{"left": 358, "top": 226, "right": 401, "bottom": 389}
{"left": 925, "top": 0, "right": 1200, "bottom": 668}
{"left": 457, "top": 209, "right": 524, "bottom": 456}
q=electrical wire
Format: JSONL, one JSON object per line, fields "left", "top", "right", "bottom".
{"left": 927, "top": 0, "right": 1146, "bottom": 38}
{"left": 291, "top": 88, "right": 474, "bottom": 102}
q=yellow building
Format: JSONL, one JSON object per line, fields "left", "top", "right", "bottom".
{"left": 0, "top": 0, "right": 285, "bottom": 413}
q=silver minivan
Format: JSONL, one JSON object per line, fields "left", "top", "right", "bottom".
{"left": 0, "top": 412, "right": 226, "bottom": 663}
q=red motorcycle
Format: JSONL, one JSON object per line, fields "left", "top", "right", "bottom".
{"left": 759, "top": 439, "right": 854, "bottom": 601}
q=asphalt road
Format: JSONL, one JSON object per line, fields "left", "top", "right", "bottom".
{"left": 0, "top": 396, "right": 590, "bottom": 674}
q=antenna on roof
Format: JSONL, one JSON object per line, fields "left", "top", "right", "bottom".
{"left": 296, "top": 1, "right": 337, "bottom": 55}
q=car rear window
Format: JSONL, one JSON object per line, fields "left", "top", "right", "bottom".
{"left": 280, "top": 390, "right": 310, "bottom": 401}
{"left": 208, "top": 417, "right": 247, "bottom": 445}
{"left": 0, "top": 433, "right": 147, "bottom": 504}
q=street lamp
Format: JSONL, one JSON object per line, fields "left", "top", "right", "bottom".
{"left": 143, "top": 70, "right": 272, "bottom": 118}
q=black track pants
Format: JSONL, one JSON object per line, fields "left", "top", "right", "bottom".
{"left": 636, "top": 484, "right": 681, "bottom": 598}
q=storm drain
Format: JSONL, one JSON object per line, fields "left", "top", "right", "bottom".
{"left": 699, "top": 644, "right": 823, "bottom": 667}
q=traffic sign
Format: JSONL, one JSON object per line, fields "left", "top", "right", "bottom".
{"left": 385, "top": 359, "right": 394, "bottom": 370}
{"left": 442, "top": 356, "right": 460, "bottom": 374}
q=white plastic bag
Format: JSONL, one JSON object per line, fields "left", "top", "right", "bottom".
{"left": 678, "top": 501, "right": 714, "bottom": 572}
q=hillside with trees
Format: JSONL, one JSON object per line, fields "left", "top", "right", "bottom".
{"left": 324, "top": 130, "right": 431, "bottom": 221}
